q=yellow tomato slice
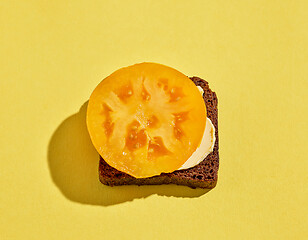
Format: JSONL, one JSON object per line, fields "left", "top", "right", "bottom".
{"left": 87, "top": 63, "right": 206, "bottom": 178}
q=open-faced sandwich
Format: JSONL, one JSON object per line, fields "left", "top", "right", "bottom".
{"left": 87, "top": 63, "right": 219, "bottom": 189}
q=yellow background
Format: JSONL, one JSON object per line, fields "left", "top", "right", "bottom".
{"left": 1, "top": 0, "right": 307, "bottom": 239}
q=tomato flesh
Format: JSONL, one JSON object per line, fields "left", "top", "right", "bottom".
{"left": 87, "top": 63, "right": 206, "bottom": 178}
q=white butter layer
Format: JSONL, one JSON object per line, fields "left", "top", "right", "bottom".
{"left": 179, "top": 117, "right": 215, "bottom": 169}
{"left": 197, "top": 86, "right": 204, "bottom": 95}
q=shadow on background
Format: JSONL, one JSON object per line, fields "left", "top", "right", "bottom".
{"left": 48, "top": 102, "right": 210, "bottom": 206}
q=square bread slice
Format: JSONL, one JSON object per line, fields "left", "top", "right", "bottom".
{"left": 99, "top": 77, "right": 219, "bottom": 189}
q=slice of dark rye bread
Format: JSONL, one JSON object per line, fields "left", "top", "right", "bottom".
{"left": 99, "top": 77, "right": 219, "bottom": 189}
